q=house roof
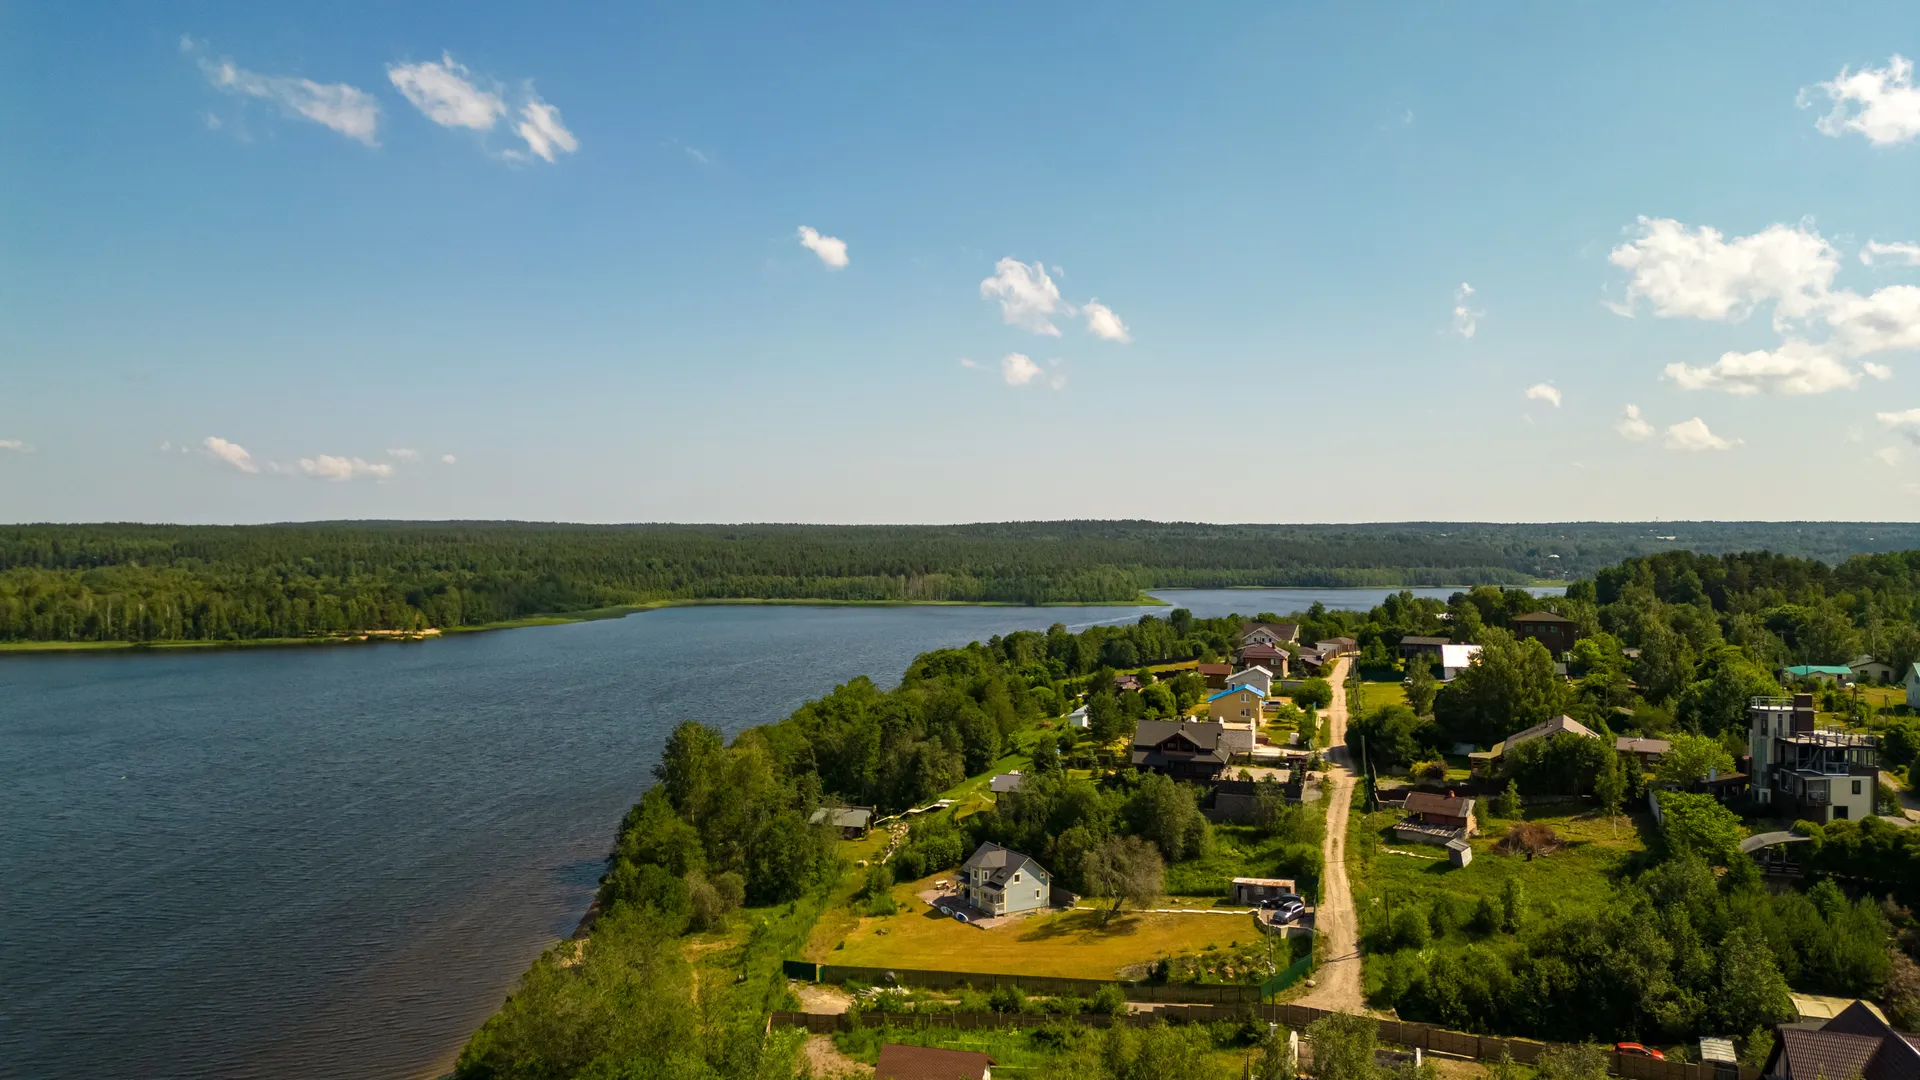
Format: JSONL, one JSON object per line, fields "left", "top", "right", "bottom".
{"left": 1136, "top": 719, "right": 1227, "bottom": 750}
{"left": 1404, "top": 791, "right": 1474, "bottom": 817}
{"left": 1400, "top": 635, "right": 1449, "bottom": 647}
{"left": 875, "top": 1043, "right": 995, "bottom": 1080}
{"left": 1699, "top": 1038, "right": 1737, "bottom": 1064}
{"left": 1209, "top": 685, "right": 1259, "bottom": 703}
{"left": 1772, "top": 1000, "right": 1920, "bottom": 1080}
{"left": 959, "top": 842, "right": 1048, "bottom": 888}
{"left": 1232, "top": 876, "right": 1295, "bottom": 888}
{"left": 1239, "top": 642, "right": 1288, "bottom": 658}
{"left": 1439, "top": 643, "right": 1481, "bottom": 668}
{"left": 1318, "top": 637, "right": 1357, "bottom": 647}
{"left": 1615, "top": 736, "right": 1671, "bottom": 755}
{"left": 1780, "top": 1028, "right": 1885, "bottom": 1080}
{"left": 1513, "top": 610, "right": 1575, "bottom": 624}
{"left": 1244, "top": 621, "right": 1299, "bottom": 641}
{"left": 1491, "top": 714, "right": 1599, "bottom": 756}
{"left": 1785, "top": 665, "right": 1854, "bottom": 677}
{"left": 1229, "top": 666, "right": 1274, "bottom": 680}
{"left": 989, "top": 772, "right": 1024, "bottom": 794}
{"left": 808, "top": 807, "right": 872, "bottom": 829}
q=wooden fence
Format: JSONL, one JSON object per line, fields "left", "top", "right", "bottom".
{"left": 772, "top": 1003, "right": 1761, "bottom": 1080}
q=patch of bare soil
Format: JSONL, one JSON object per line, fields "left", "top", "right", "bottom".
{"left": 802, "top": 1034, "right": 871, "bottom": 1078}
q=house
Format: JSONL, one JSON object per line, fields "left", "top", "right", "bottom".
{"left": 1316, "top": 637, "right": 1359, "bottom": 657}
{"left": 1231, "top": 877, "right": 1296, "bottom": 905}
{"left": 1114, "top": 673, "right": 1145, "bottom": 692}
{"left": 1468, "top": 714, "right": 1599, "bottom": 773}
{"left": 1398, "top": 635, "right": 1449, "bottom": 661}
{"left": 1197, "top": 662, "right": 1234, "bottom": 689}
{"left": 1208, "top": 685, "right": 1264, "bottom": 725}
{"left": 1760, "top": 999, "right": 1920, "bottom": 1080}
{"left": 876, "top": 1043, "right": 995, "bottom": 1080}
{"left": 957, "top": 842, "right": 1052, "bottom": 916}
{"left": 1066, "top": 705, "right": 1090, "bottom": 729}
{"left": 1132, "top": 719, "right": 1231, "bottom": 781}
{"left": 1783, "top": 664, "right": 1853, "bottom": 686}
{"left": 808, "top": 806, "right": 874, "bottom": 839}
{"left": 1393, "top": 791, "right": 1477, "bottom": 845}
{"left": 1439, "top": 643, "right": 1482, "bottom": 682}
{"left": 1235, "top": 642, "right": 1290, "bottom": 675}
{"left": 1849, "top": 655, "right": 1898, "bottom": 684}
{"left": 1748, "top": 695, "right": 1880, "bottom": 823}
{"left": 988, "top": 772, "right": 1024, "bottom": 795}
{"left": 1242, "top": 621, "right": 1300, "bottom": 647}
{"left": 1293, "top": 647, "right": 1332, "bottom": 676}
{"left": 1226, "top": 665, "right": 1274, "bottom": 697}
{"left": 1908, "top": 662, "right": 1920, "bottom": 709}
{"left": 1615, "top": 735, "right": 1671, "bottom": 767}
{"left": 1512, "top": 610, "right": 1581, "bottom": 655}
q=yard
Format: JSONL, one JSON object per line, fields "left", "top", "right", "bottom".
{"left": 1355, "top": 679, "right": 1408, "bottom": 713}
{"left": 819, "top": 871, "right": 1266, "bottom": 979}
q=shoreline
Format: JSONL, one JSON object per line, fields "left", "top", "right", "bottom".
{"left": 0, "top": 581, "right": 1569, "bottom": 654}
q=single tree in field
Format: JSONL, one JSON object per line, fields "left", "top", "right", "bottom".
{"left": 1405, "top": 658, "right": 1438, "bottom": 716}
{"left": 1594, "top": 748, "right": 1626, "bottom": 836}
{"left": 1081, "top": 835, "right": 1164, "bottom": 924}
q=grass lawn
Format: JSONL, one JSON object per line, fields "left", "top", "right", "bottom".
{"left": 1356, "top": 680, "right": 1407, "bottom": 712}
{"left": 833, "top": 1024, "right": 1254, "bottom": 1078}
{"left": 1349, "top": 803, "right": 1649, "bottom": 947}
{"left": 1164, "top": 823, "right": 1322, "bottom": 902}
{"left": 826, "top": 872, "right": 1265, "bottom": 979}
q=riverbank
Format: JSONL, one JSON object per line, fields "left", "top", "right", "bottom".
{"left": 0, "top": 595, "right": 1169, "bottom": 653}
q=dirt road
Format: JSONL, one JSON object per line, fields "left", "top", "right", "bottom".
{"left": 1296, "top": 656, "right": 1366, "bottom": 1014}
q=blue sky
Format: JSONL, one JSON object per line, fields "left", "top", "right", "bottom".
{"left": 8, "top": 3, "right": 1920, "bottom": 524}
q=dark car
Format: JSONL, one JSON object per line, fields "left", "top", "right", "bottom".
{"left": 1616, "top": 1044, "right": 1665, "bottom": 1061}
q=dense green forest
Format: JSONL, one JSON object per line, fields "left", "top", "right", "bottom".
{"left": 7, "top": 519, "right": 1920, "bottom": 643}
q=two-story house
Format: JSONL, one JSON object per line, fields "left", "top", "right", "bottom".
{"left": 1512, "top": 611, "right": 1580, "bottom": 656}
{"left": 1748, "top": 694, "right": 1880, "bottom": 823}
{"left": 1131, "top": 719, "right": 1231, "bottom": 781}
{"left": 1241, "top": 621, "right": 1300, "bottom": 647}
{"left": 957, "top": 842, "right": 1051, "bottom": 917}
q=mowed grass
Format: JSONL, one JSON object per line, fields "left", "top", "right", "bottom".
{"left": 828, "top": 872, "right": 1264, "bottom": 979}
{"left": 1350, "top": 805, "right": 1649, "bottom": 931}
{"left": 1356, "top": 680, "right": 1408, "bottom": 712}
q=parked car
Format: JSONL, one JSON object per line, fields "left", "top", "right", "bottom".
{"left": 1272, "top": 899, "right": 1306, "bottom": 924}
{"left": 1616, "top": 1044, "right": 1665, "bottom": 1061}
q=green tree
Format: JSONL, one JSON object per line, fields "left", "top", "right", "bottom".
{"left": 1676, "top": 647, "right": 1781, "bottom": 738}
{"left": 1432, "top": 628, "right": 1568, "bottom": 747}
{"left": 1658, "top": 791, "right": 1747, "bottom": 864}
{"left": 1499, "top": 877, "right": 1527, "bottom": 934}
{"left": 1714, "top": 925, "right": 1794, "bottom": 1033}
{"left": 1656, "top": 732, "right": 1737, "bottom": 787}
{"left": 1087, "top": 691, "right": 1126, "bottom": 746}
{"left": 1594, "top": 748, "right": 1627, "bottom": 835}
{"left": 1082, "top": 834, "right": 1164, "bottom": 923}
{"left": 1405, "top": 658, "right": 1438, "bottom": 716}
{"left": 1534, "top": 1044, "right": 1609, "bottom": 1080}
{"left": 1293, "top": 677, "right": 1335, "bottom": 710}
{"left": 1349, "top": 704, "right": 1432, "bottom": 768}
{"left": 1305, "top": 1013, "right": 1383, "bottom": 1080}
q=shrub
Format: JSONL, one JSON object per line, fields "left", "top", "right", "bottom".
{"left": 1089, "top": 983, "right": 1128, "bottom": 1016}
{"left": 988, "top": 983, "right": 1028, "bottom": 1013}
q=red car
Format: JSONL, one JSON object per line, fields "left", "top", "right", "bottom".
{"left": 1616, "top": 1044, "right": 1666, "bottom": 1061}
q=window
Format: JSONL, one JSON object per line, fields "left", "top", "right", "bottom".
{"left": 1834, "top": 805, "right": 1849, "bottom": 820}
{"left": 1852, "top": 780, "right": 1862, "bottom": 795}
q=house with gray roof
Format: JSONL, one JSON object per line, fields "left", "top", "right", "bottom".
{"left": 1762, "top": 999, "right": 1920, "bottom": 1080}
{"left": 957, "top": 842, "right": 1052, "bottom": 916}
{"left": 1132, "top": 719, "right": 1231, "bottom": 781}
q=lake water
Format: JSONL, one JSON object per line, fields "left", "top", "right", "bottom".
{"left": 0, "top": 587, "right": 1556, "bottom": 1080}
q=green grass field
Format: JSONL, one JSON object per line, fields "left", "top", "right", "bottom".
{"left": 1355, "top": 680, "right": 1408, "bottom": 712}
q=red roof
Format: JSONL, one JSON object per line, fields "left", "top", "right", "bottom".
{"left": 876, "top": 1043, "right": 995, "bottom": 1080}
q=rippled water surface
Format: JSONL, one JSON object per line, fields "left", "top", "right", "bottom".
{"left": 0, "top": 587, "right": 1555, "bottom": 1079}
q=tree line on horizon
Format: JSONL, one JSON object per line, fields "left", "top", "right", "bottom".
{"left": 6, "top": 519, "right": 1920, "bottom": 643}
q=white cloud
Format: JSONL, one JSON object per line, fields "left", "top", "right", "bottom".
{"left": 797, "top": 226, "right": 849, "bottom": 269}
{"left": 1808, "top": 56, "right": 1920, "bottom": 146}
{"left": 1609, "top": 217, "right": 1838, "bottom": 323}
{"left": 387, "top": 447, "right": 420, "bottom": 461}
{"left": 958, "top": 357, "right": 977, "bottom": 368}
{"left": 981, "top": 259, "right": 1067, "bottom": 335}
{"left": 0, "top": 439, "right": 31, "bottom": 452}
{"left": 202, "top": 436, "right": 259, "bottom": 473}
{"left": 1616, "top": 404, "right": 1653, "bottom": 441}
{"left": 1452, "top": 283, "right": 1481, "bottom": 338}
{"left": 387, "top": 54, "right": 506, "bottom": 131}
{"left": 1861, "top": 240, "right": 1920, "bottom": 267}
{"left": 513, "top": 95, "right": 577, "bottom": 163}
{"left": 1876, "top": 407, "right": 1920, "bottom": 445}
{"left": 1613, "top": 216, "right": 1920, "bottom": 394}
{"left": 1663, "top": 417, "right": 1739, "bottom": 452}
{"left": 202, "top": 111, "right": 222, "bottom": 131}
{"left": 1877, "top": 446, "right": 1903, "bottom": 466}
{"left": 1525, "top": 383, "right": 1562, "bottom": 407}
{"left": 297, "top": 455, "right": 394, "bottom": 481}
{"left": 188, "top": 41, "right": 380, "bottom": 146}
{"left": 1001, "top": 352, "right": 1042, "bottom": 386}
{"left": 441, "top": 454, "right": 457, "bottom": 465}
{"left": 1081, "top": 300, "right": 1132, "bottom": 343}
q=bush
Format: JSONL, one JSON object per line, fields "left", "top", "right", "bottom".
{"left": 988, "top": 983, "right": 1028, "bottom": 1013}
{"left": 1089, "top": 983, "right": 1128, "bottom": 1016}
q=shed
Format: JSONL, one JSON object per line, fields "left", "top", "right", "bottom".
{"left": 1446, "top": 837, "right": 1473, "bottom": 868}
{"left": 988, "top": 771, "right": 1024, "bottom": 795}
{"left": 808, "top": 806, "right": 874, "bottom": 839}
{"left": 876, "top": 1043, "right": 995, "bottom": 1080}
{"left": 1231, "top": 877, "right": 1296, "bottom": 904}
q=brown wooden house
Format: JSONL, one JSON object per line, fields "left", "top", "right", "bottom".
{"left": 1512, "top": 611, "right": 1580, "bottom": 655}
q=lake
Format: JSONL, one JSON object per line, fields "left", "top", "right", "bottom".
{"left": 0, "top": 586, "right": 1556, "bottom": 1079}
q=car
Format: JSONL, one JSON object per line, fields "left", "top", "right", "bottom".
{"left": 1615, "top": 1044, "right": 1665, "bottom": 1061}
{"left": 1272, "top": 900, "right": 1306, "bottom": 924}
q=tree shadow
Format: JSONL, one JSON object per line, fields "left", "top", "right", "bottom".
{"left": 1018, "top": 908, "right": 1144, "bottom": 941}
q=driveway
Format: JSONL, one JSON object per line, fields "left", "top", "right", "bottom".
{"left": 1295, "top": 657, "right": 1365, "bottom": 1014}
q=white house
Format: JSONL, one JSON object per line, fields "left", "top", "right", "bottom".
{"left": 1226, "top": 665, "right": 1273, "bottom": 698}
{"left": 1439, "top": 643, "right": 1482, "bottom": 682}
{"left": 1849, "top": 655, "right": 1897, "bottom": 684}
{"left": 1907, "top": 663, "right": 1920, "bottom": 709}
{"left": 1066, "top": 705, "right": 1090, "bottom": 729}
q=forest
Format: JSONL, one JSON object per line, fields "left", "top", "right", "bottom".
{"left": 5, "top": 519, "right": 1920, "bottom": 643}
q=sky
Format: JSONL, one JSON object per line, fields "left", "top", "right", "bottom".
{"left": 9, "top": 4, "right": 1920, "bottom": 525}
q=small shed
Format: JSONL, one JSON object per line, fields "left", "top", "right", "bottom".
{"left": 1699, "top": 1038, "right": 1736, "bottom": 1065}
{"left": 1231, "top": 877, "right": 1296, "bottom": 904}
{"left": 1446, "top": 837, "right": 1473, "bottom": 868}
{"left": 808, "top": 806, "right": 874, "bottom": 839}
{"left": 988, "top": 771, "right": 1025, "bottom": 795}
